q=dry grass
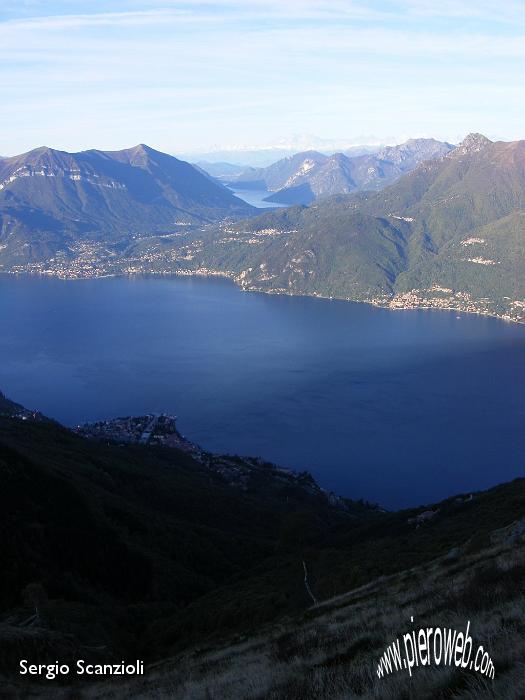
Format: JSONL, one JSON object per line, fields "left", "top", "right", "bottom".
{"left": 7, "top": 532, "right": 525, "bottom": 699}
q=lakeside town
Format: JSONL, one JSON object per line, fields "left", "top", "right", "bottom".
{"left": 1, "top": 233, "right": 208, "bottom": 279}
{"left": 2, "top": 234, "right": 524, "bottom": 324}
{"left": 74, "top": 414, "right": 202, "bottom": 455}
{"left": 73, "top": 412, "right": 353, "bottom": 507}
{"left": 369, "top": 288, "right": 525, "bottom": 323}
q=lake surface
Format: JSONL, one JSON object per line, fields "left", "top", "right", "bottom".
{"left": 227, "top": 186, "right": 288, "bottom": 209}
{"left": 1, "top": 274, "right": 524, "bottom": 509}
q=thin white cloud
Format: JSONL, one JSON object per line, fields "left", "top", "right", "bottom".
{"left": 397, "top": 0, "right": 525, "bottom": 22}
{"left": 2, "top": 0, "right": 524, "bottom": 27}
{"left": 0, "top": 2, "right": 388, "bottom": 33}
{"left": 2, "top": 19, "right": 525, "bottom": 62}
{"left": 1, "top": 0, "right": 525, "bottom": 154}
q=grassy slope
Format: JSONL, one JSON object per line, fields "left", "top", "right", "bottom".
{"left": 12, "top": 488, "right": 525, "bottom": 698}
{"left": 115, "top": 520, "right": 525, "bottom": 700}
{"left": 1, "top": 405, "right": 525, "bottom": 697}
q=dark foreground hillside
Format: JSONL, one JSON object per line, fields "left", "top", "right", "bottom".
{"left": 101, "top": 513, "right": 525, "bottom": 700}
{"left": 1, "top": 394, "right": 525, "bottom": 698}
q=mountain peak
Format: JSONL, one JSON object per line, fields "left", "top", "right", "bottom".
{"left": 0, "top": 143, "right": 254, "bottom": 244}
{"left": 9, "top": 145, "right": 73, "bottom": 168}
{"left": 451, "top": 133, "right": 492, "bottom": 156}
{"left": 22, "top": 146, "right": 62, "bottom": 158}
{"left": 124, "top": 143, "right": 156, "bottom": 159}
{"left": 130, "top": 143, "right": 153, "bottom": 154}
{"left": 121, "top": 143, "right": 185, "bottom": 165}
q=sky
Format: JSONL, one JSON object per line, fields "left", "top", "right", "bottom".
{"left": 1, "top": 0, "right": 525, "bottom": 157}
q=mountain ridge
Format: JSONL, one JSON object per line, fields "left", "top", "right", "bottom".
{"left": 191, "top": 133, "right": 525, "bottom": 322}
{"left": 0, "top": 143, "right": 254, "bottom": 269}
{"left": 227, "top": 138, "right": 454, "bottom": 204}
{"left": 1, "top": 135, "right": 525, "bottom": 324}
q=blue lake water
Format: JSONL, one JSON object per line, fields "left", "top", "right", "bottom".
{"left": 0, "top": 274, "right": 524, "bottom": 509}
{"left": 228, "top": 186, "right": 287, "bottom": 208}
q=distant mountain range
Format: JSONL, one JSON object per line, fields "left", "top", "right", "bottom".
{"left": 225, "top": 138, "right": 454, "bottom": 204}
{"left": 194, "top": 161, "right": 247, "bottom": 180}
{"left": 0, "top": 144, "right": 253, "bottom": 267}
{"left": 178, "top": 138, "right": 379, "bottom": 168}
{"left": 1, "top": 134, "right": 524, "bottom": 323}
{"left": 196, "top": 134, "right": 525, "bottom": 322}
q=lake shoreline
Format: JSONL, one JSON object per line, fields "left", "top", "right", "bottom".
{"left": 2, "top": 268, "right": 523, "bottom": 326}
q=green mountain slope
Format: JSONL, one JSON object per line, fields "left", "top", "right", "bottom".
{"left": 0, "top": 144, "right": 254, "bottom": 268}
{"left": 3, "top": 134, "right": 524, "bottom": 323}
{"left": 197, "top": 203, "right": 410, "bottom": 298}
{"left": 194, "top": 134, "right": 525, "bottom": 321}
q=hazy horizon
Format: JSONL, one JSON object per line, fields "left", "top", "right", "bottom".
{"left": 4, "top": 131, "right": 524, "bottom": 166}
